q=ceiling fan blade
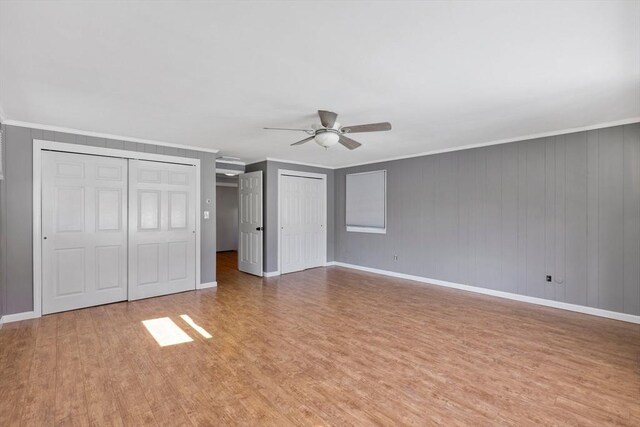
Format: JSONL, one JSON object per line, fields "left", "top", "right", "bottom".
{"left": 264, "top": 127, "right": 314, "bottom": 133}
{"left": 290, "top": 136, "right": 315, "bottom": 146}
{"left": 318, "top": 110, "right": 338, "bottom": 128}
{"left": 341, "top": 122, "right": 392, "bottom": 133}
{"left": 338, "top": 135, "right": 362, "bottom": 150}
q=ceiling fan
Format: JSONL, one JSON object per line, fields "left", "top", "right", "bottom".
{"left": 264, "top": 110, "right": 392, "bottom": 150}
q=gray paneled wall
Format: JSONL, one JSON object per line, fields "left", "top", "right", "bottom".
{"left": 0, "top": 124, "right": 217, "bottom": 315}
{"left": 246, "top": 160, "right": 335, "bottom": 273}
{"left": 0, "top": 124, "right": 5, "bottom": 319}
{"left": 216, "top": 185, "right": 238, "bottom": 252}
{"left": 216, "top": 161, "right": 245, "bottom": 173}
{"left": 335, "top": 123, "right": 640, "bottom": 316}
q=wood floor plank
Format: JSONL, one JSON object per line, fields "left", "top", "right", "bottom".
{"left": 54, "top": 320, "right": 90, "bottom": 426}
{"left": 93, "top": 305, "right": 159, "bottom": 426}
{"left": 76, "top": 318, "right": 124, "bottom": 426}
{"left": 21, "top": 335, "right": 57, "bottom": 426}
{"left": 0, "top": 251, "right": 638, "bottom": 426}
{"left": 0, "top": 321, "right": 38, "bottom": 427}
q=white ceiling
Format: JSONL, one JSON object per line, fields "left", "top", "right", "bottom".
{"left": 1, "top": 1, "right": 638, "bottom": 167}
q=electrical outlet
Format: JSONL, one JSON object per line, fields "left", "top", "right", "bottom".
{"left": 393, "top": 255, "right": 398, "bottom": 261}
{"left": 203, "top": 211, "right": 210, "bottom": 219}
{"left": 546, "top": 275, "right": 552, "bottom": 282}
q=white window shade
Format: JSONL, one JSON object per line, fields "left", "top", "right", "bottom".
{"left": 346, "top": 170, "right": 386, "bottom": 233}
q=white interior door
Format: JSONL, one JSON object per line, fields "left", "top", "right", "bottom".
{"left": 128, "top": 160, "right": 197, "bottom": 300}
{"left": 280, "top": 174, "right": 326, "bottom": 275}
{"left": 238, "top": 171, "right": 263, "bottom": 276}
{"left": 42, "top": 151, "right": 128, "bottom": 314}
{"left": 280, "top": 175, "right": 305, "bottom": 274}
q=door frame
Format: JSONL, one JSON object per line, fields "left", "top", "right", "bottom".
{"left": 33, "top": 139, "right": 201, "bottom": 318}
{"left": 277, "top": 169, "right": 328, "bottom": 275}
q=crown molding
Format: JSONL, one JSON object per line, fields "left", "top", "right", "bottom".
{"left": 265, "top": 157, "right": 336, "bottom": 169}
{"left": 2, "top": 119, "right": 220, "bottom": 154}
{"left": 246, "top": 157, "right": 334, "bottom": 170}
{"left": 5, "top": 116, "right": 637, "bottom": 168}
{"left": 335, "top": 117, "right": 640, "bottom": 169}
{"left": 250, "top": 117, "right": 640, "bottom": 170}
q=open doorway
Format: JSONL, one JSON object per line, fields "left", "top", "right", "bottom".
{"left": 216, "top": 175, "right": 238, "bottom": 275}
{"left": 216, "top": 158, "right": 244, "bottom": 276}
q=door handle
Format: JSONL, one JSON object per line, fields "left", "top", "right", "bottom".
{"left": 256, "top": 227, "right": 263, "bottom": 231}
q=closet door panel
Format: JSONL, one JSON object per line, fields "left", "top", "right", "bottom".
{"left": 280, "top": 175, "right": 326, "bottom": 274}
{"left": 304, "top": 178, "right": 325, "bottom": 269}
{"left": 280, "top": 175, "right": 306, "bottom": 274}
{"left": 42, "top": 151, "right": 128, "bottom": 314}
{"left": 128, "top": 160, "right": 196, "bottom": 300}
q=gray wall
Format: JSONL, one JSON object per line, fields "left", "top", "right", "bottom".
{"left": 216, "top": 161, "right": 245, "bottom": 173}
{"left": 0, "top": 124, "right": 217, "bottom": 315}
{"left": 216, "top": 185, "right": 238, "bottom": 252}
{"left": 0, "top": 124, "right": 5, "bottom": 319}
{"left": 246, "top": 160, "right": 335, "bottom": 273}
{"left": 334, "top": 123, "right": 640, "bottom": 316}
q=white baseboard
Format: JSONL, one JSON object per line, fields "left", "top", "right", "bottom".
{"left": 265, "top": 263, "right": 339, "bottom": 276}
{"left": 263, "top": 271, "right": 280, "bottom": 277}
{"left": 1, "top": 310, "right": 38, "bottom": 324}
{"left": 329, "top": 262, "right": 640, "bottom": 324}
{"left": 197, "top": 281, "right": 218, "bottom": 290}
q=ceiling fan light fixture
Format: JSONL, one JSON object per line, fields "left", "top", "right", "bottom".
{"left": 266, "top": 109, "right": 391, "bottom": 150}
{"left": 314, "top": 131, "right": 339, "bottom": 148}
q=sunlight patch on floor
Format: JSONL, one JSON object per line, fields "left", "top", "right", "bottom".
{"left": 180, "top": 314, "right": 212, "bottom": 339}
{"left": 142, "top": 317, "right": 194, "bottom": 347}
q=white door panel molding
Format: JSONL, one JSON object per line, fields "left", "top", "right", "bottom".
{"left": 41, "top": 151, "right": 128, "bottom": 314}
{"left": 278, "top": 170, "right": 327, "bottom": 275}
{"left": 33, "top": 140, "right": 201, "bottom": 318}
{"left": 128, "top": 160, "right": 197, "bottom": 300}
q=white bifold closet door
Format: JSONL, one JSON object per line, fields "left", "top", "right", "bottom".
{"left": 42, "top": 151, "right": 128, "bottom": 315}
{"left": 128, "top": 160, "right": 197, "bottom": 300}
{"left": 280, "top": 175, "right": 325, "bottom": 274}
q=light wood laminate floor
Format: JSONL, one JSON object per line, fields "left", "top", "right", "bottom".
{"left": 0, "top": 251, "right": 638, "bottom": 426}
